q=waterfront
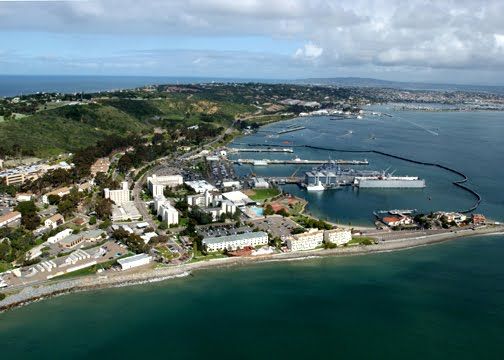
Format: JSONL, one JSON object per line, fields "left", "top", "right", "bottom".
{"left": 1, "top": 234, "right": 504, "bottom": 359}
{"left": 231, "top": 108, "right": 504, "bottom": 225}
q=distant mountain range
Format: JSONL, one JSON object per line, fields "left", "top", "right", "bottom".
{"left": 294, "top": 77, "right": 504, "bottom": 94}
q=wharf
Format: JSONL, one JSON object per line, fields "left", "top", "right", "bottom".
{"left": 227, "top": 148, "right": 294, "bottom": 153}
{"left": 234, "top": 159, "right": 369, "bottom": 166}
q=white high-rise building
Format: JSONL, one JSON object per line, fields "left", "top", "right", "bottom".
{"left": 104, "top": 181, "right": 131, "bottom": 205}
{"left": 286, "top": 230, "right": 324, "bottom": 251}
{"left": 323, "top": 228, "right": 352, "bottom": 246}
{"left": 153, "top": 195, "right": 179, "bottom": 226}
{"left": 147, "top": 174, "right": 183, "bottom": 197}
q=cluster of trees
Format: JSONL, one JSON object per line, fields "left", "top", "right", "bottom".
{"left": 23, "top": 168, "right": 74, "bottom": 194}
{"left": 264, "top": 204, "right": 289, "bottom": 217}
{"left": 0, "top": 179, "right": 17, "bottom": 197}
{"left": 295, "top": 216, "right": 333, "bottom": 230}
{"left": 112, "top": 229, "right": 148, "bottom": 254}
{"left": 14, "top": 201, "right": 40, "bottom": 231}
{"left": 72, "top": 135, "right": 141, "bottom": 177}
{"left": 0, "top": 226, "right": 36, "bottom": 263}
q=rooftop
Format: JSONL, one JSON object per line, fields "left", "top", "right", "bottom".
{"left": 203, "top": 231, "right": 268, "bottom": 245}
{"left": 117, "top": 253, "right": 151, "bottom": 266}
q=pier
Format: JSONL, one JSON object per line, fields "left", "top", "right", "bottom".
{"left": 227, "top": 147, "right": 294, "bottom": 153}
{"left": 234, "top": 159, "right": 369, "bottom": 166}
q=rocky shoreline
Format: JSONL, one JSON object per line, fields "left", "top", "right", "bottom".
{"left": 1, "top": 225, "right": 503, "bottom": 313}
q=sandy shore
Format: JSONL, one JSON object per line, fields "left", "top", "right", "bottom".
{"left": 1, "top": 225, "right": 503, "bottom": 313}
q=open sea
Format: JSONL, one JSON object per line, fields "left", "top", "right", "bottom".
{"left": 1, "top": 105, "right": 504, "bottom": 359}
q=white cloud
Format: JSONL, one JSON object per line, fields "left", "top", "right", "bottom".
{"left": 1, "top": 0, "right": 504, "bottom": 82}
{"left": 294, "top": 42, "right": 323, "bottom": 60}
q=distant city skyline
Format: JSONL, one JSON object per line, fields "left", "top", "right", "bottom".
{"left": 1, "top": 0, "right": 504, "bottom": 85}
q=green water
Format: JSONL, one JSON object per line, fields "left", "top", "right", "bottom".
{"left": 1, "top": 235, "right": 504, "bottom": 359}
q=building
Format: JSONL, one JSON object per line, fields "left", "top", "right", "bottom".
{"left": 16, "top": 193, "right": 33, "bottom": 202}
{"left": 222, "top": 191, "right": 256, "bottom": 208}
{"left": 153, "top": 195, "right": 179, "bottom": 225}
{"left": 44, "top": 213, "right": 64, "bottom": 229}
{"left": 187, "top": 190, "right": 217, "bottom": 207}
{"left": 472, "top": 214, "right": 486, "bottom": 225}
{"left": 59, "top": 230, "right": 104, "bottom": 249}
{"left": 441, "top": 212, "right": 467, "bottom": 225}
{"left": 42, "top": 186, "right": 71, "bottom": 204}
{"left": 117, "top": 253, "right": 152, "bottom": 270}
{"left": 147, "top": 174, "right": 183, "bottom": 197}
{"left": 203, "top": 231, "right": 268, "bottom": 252}
{"left": 286, "top": 230, "right": 324, "bottom": 251}
{"left": 0, "top": 211, "right": 21, "bottom": 228}
{"left": 104, "top": 181, "right": 131, "bottom": 205}
{"left": 382, "top": 215, "right": 413, "bottom": 227}
{"left": 252, "top": 177, "right": 270, "bottom": 189}
{"left": 185, "top": 180, "right": 216, "bottom": 194}
{"left": 323, "top": 228, "right": 352, "bottom": 246}
{"left": 222, "top": 180, "right": 241, "bottom": 190}
{"left": 110, "top": 201, "right": 142, "bottom": 222}
{"left": 90, "top": 157, "right": 110, "bottom": 175}
{"left": 47, "top": 228, "right": 73, "bottom": 244}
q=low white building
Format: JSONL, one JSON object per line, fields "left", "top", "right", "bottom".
{"left": 104, "top": 181, "right": 131, "bottom": 205}
{"left": 117, "top": 253, "right": 152, "bottom": 270}
{"left": 286, "top": 230, "right": 324, "bottom": 251}
{"left": 44, "top": 213, "right": 64, "bottom": 229}
{"left": 16, "top": 193, "right": 34, "bottom": 202}
{"left": 185, "top": 180, "right": 216, "bottom": 194}
{"left": 323, "top": 228, "right": 352, "bottom": 246}
{"left": 110, "top": 202, "right": 142, "bottom": 222}
{"left": 147, "top": 174, "right": 183, "bottom": 197}
{"left": 222, "top": 191, "right": 256, "bottom": 208}
{"left": 252, "top": 177, "right": 270, "bottom": 189}
{"left": 47, "top": 228, "right": 73, "bottom": 244}
{"left": 203, "top": 231, "right": 268, "bottom": 252}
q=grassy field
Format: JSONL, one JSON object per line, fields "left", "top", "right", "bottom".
{"left": 348, "top": 236, "right": 376, "bottom": 245}
{"left": 246, "top": 188, "right": 281, "bottom": 201}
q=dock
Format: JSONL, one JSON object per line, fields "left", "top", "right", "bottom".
{"left": 227, "top": 148, "right": 294, "bottom": 153}
{"left": 277, "top": 126, "right": 306, "bottom": 134}
{"left": 234, "top": 159, "right": 369, "bottom": 166}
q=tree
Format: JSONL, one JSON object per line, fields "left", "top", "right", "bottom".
{"left": 47, "top": 194, "right": 61, "bottom": 205}
{"left": 95, "top": 198, "right": 112, "bottom": 220}
{"left": 88, "top": 216, "right": 97, "bottom": 225}
{"left": 264, "top": 204, "right": 275, "bottom": 216}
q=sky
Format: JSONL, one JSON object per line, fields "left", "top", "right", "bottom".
{"left": 1, "top": 0, "right": 504, "bottom": 85}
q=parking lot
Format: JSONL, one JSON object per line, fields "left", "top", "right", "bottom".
{"left": 196, "top": 224, "right": 254, "bottom": 238}
{"left": 248, "top": 215, "right": 301, "bottom": 239}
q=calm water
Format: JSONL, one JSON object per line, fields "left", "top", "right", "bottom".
{"left": 1, "top": 235, "right": 504, "bottom": 359}
{"left": 231, "top": 108, "right": 504, "bottom": 225}
{"left": 1, "top": 108, "right": 504, "bottom": 358}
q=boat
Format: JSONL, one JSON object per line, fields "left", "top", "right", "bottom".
{"left": 252, "top": 160, "right": 268, "bottom": 166}
{"left": 306, "top": 180, "right": 325, "bottom": 191}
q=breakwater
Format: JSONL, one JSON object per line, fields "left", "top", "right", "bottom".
{"left": 239, "top": 142, "right": 481, "bottom": 214}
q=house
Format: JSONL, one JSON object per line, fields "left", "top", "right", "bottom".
{"left": 42, "top": 186, "right": 71, "bottom": 204}
{"left": 44, "top": 213, "right": 64, "bottom": 229}
{"left": 0, "top": 211, "right": 22, "bottom": 228}
{"left": 16, "top": 193, "right": 34, "bottom": 202}
{"left": 472, "top": 214, "right": 486, "bottom": 225}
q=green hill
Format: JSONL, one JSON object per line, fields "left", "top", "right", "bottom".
{"left": 0, "top": 103, "right": 150, "bottom": 157}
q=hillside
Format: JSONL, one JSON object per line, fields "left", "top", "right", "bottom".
{"left": 0, "top": 103, "right": 150, "bottom": 157}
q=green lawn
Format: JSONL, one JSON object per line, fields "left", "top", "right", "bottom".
{"left": 348, "top": 236, "right": 376, "bottom": 245}
{"left": 248, "top": 188, "right": 281, "bottom": 201}
{"left": 0, "top": 261, "right": 12, "bottom": 272}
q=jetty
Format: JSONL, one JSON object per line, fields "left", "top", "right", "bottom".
{"left": 234, "top": 159, "right": 369, "bottom": 166}
{"left": 227, "top": 147, "right": 294, "bottom": 153}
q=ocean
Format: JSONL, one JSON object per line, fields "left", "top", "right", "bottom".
{"left": 0, "top": 75, "right": 278, "bottom": 97}
{"left": 1, "top": 106, "right": 504, "bottom": 359}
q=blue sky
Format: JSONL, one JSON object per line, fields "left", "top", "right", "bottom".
{"left": 1, "top": 0, "right": 504, "bottom": 84}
